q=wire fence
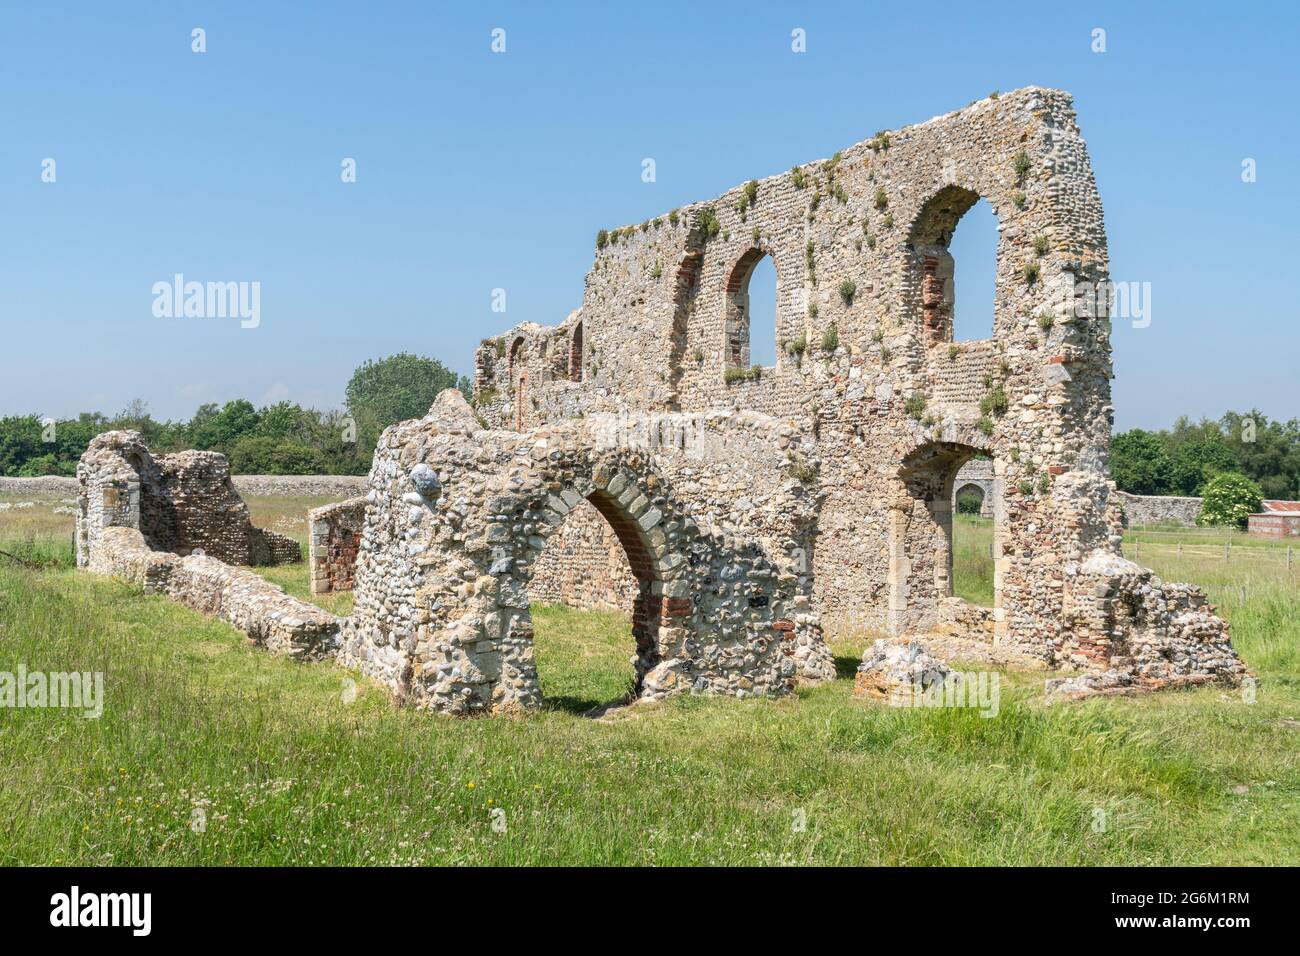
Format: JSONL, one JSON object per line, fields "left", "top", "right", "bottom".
{"left": 1122, "top": 536, "right": 1296, "bottom": 568}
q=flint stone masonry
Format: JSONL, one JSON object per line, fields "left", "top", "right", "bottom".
{"left": 76, "top": 432, "right": 337, "bottom": 659}
{"left": 76, "top": 431, "right": 303, "bottom": 567}
{"left": 853, "top": 639, "right": 953, "bottom": 700}
{"left": 337, "top": 389, "right": 835, "bottom": 714}
{"left": 464, "top": 87, "right": 1245, "bottom": 698}
{"left": 75, "top": 88, "right": 1246, "bottom": 711}
{"left": 1114, "top": 491, "right": 1202, "bottom": 528}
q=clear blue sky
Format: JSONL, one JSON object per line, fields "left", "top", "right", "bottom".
{"left": 2, "top": 1, "right": 1295, "bottom": 430}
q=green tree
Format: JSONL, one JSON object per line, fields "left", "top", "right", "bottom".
{"left": 254, "top": 401, "right": 306, "bottom": 441}
{"left": 0, "top": 415, "right": 44, "bottom": 475}
{"left": 1168, "top": 436, "right": 1237, "bottom": 496}
{"left": 1196, "top": 473, "right": 1263, "bottom": 528}
{"left": 345, "top": 353, "right": 469, "bottom": 449}
{"left": 189, "top": 399, "right": 261, "bottom": 451}
{"left": 1109, "top": 429, "right": 1172, "bottom": 495}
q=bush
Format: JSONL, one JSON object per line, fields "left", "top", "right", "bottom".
{"left": 1196, "top": 473, "right": 1263, "bottom": 528}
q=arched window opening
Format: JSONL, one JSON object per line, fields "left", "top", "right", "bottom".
{"left": 724, "top": 249, "right": 778, "bottom": 370}
{"left": 909, "top": 186, "right": 998, "bottom": 345}
{"left": 947, "top": 199, "right": 998, "bottom": 341}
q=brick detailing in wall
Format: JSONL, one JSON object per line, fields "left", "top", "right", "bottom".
{"left": 309, "top": 496, "right": 367, "bottom": 594}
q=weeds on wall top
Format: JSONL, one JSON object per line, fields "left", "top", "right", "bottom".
{"left": 790, "top": 166, "right": 808, "bottom": 190}
{"left": 1012, "top": 190, "right": 1027, "bottom": 210}
{"left": 821, "top": 324, "right": 839, "bottom": 352}
{"left": 838, "top": 280, "right": 856, "bottom": 306}
{"left": 868, "top": 130, "right": 890, "bottom": 152}
{"left": 874, "top": 187, "right": 889, "bottom": 210}
{"left": 724, "top": 365, "right": 762, "bottom": 384}
{"left": 696, "top": 206, "right": 722, "bottom": 240}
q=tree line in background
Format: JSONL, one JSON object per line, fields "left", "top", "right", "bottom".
{"left": 0, "top": 353, "right": 470, "bottom": 477}
{"left": 1110, "top": 410, "right": 1299, "bottom": 502}
{"left": 3, "top": 374, "right": 1296, "bottom": 516}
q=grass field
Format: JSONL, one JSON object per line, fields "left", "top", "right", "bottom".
{"left": 2, "top": 493, "right": 1298, "bottom": 865}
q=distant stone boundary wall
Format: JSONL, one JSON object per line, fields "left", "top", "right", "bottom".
{"left": 1, "top": 474, "right": 366, "bottom": 498}
{"left": 230, "top": 475, "right": 368, "bottom": 497}
{"left": 1114, "top": 491, "right": 1202, "bottom": 527}
{"left": 0, "top": 476, "right": 77, "bottom": 496}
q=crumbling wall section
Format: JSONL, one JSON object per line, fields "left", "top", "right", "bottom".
{"left": 308, "top": 496, "right": 367, "bottom": 594}
{"left": 338, "top": 390, "right": 833, "bottom": 715}
{"left": 76, "top": 431, "right": 300, "bottom": 568}
{"left": 87, "top": 526, "right": 338, "bottom": 659}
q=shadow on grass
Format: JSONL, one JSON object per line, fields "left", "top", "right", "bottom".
{"left": 544, "top": 689, "right": 637, "bottom": 718}
{"left": 834, "top": 654, "right": 860, "bottom": 680}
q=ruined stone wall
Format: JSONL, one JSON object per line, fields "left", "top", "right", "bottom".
{"left": 338, "top": 391, "right": 834, "bottom": 714}
{"left": 471, "top": 88, "right": 1116, "bottom": 647}
{"left": 76, "top": 433, "right": 335, "bottom": 660}
{"left": 526, "top": 498, "right": 638, "bottom": 610}
{"left": 462, "top": 87, "right": 1242, "bottom": 693}
{"left": 309, "top": 496, "right": 367, "bottom": 594}
{"left": 1115, "top": 491, "right": 1201, "bottom": 528}
{"left": 88, "top": 526, "right": 338, "bottom": 659}
{"left": 75, "top": 431, "right": 301, "bottom": 568}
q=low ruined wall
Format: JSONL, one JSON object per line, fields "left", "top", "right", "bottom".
{"left": 229, "top": 475, "right": 368, "bottom": 497}
{"left": 0, "top": 476, "right": 77, "bottom": 496}
{"left": 91, "top": 527, "right": 339, "bottom": 659}
{"left": 1114, "top": 491, "right": 1202, "bottom": 528}
{"left": 527, "top": 498, "right": 639, "bottom": 610}
{"left": 309, "top": 496, "right": 367, "bottom": 594}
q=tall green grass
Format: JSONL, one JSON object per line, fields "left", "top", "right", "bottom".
{"left": 2, "top": 496, "right": 1297, "bottom": 865}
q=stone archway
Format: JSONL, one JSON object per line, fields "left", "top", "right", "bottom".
{"left": 337, "top": 390, "right": 835, "bottom": 715}
{"left": 889, "top": 435, "right": 1001, "bottom": 636}
{"left": 516, "top": 473, "right": 691, "bottom": 704}
{"left": 952, "top": 459, "right": 994, "bottom": 517}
